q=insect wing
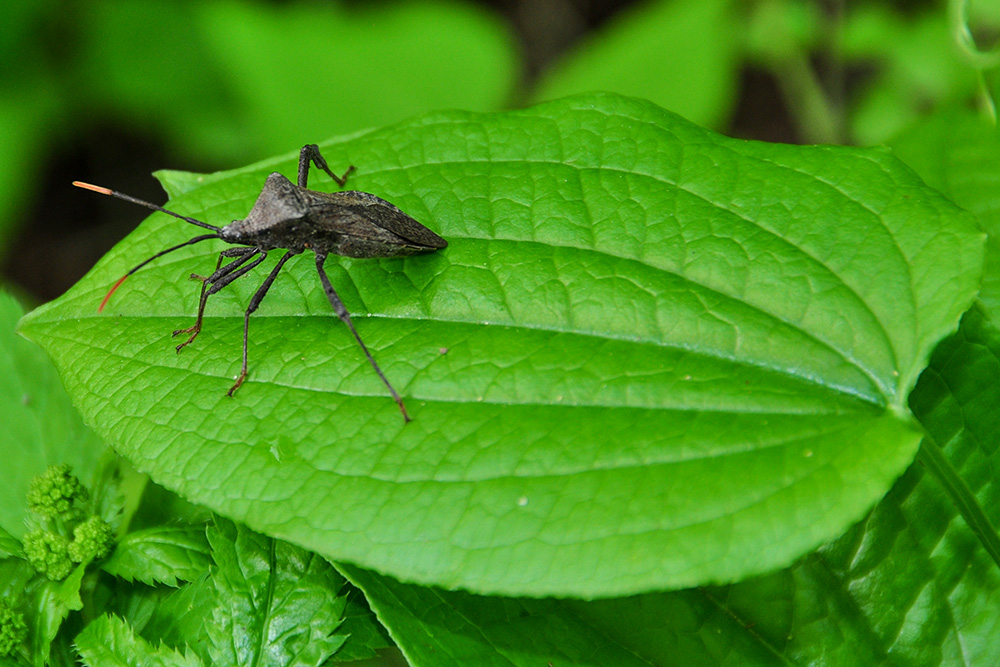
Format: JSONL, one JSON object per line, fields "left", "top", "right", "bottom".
{"left": 306, "top": 190, "right": 447, "bottom": 250}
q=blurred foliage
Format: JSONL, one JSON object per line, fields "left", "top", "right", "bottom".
{"left": 2, "top": 0, "right": 1000, "bottom": 298}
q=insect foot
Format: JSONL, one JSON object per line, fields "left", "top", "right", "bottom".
{"left": 75, "top": 144, "right": 447, "bottom": 422}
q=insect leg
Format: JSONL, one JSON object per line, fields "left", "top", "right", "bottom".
{"left": 298, "top": 144, "right": 355, "bottom": 189}
{"left": 314, "top": 252, "right": 410, "bottom": 422}
{"left": 172, "top": 248, "right": 262, "bottom": 351}
{"left": 227, "top": 250, "right": 299, "bottom": 397}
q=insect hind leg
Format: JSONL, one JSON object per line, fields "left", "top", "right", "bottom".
{"left": 315, "top": 253, "right": 410, "bottom": 422}
{"left": 298, "top": 144, "right": 354, "bottom": 189}
{"left": 227, "top": 249, "right": 299, "bottom": 397}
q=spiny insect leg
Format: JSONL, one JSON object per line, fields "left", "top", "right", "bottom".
{"left": 298, "top": 144, "right": 354, "bottom": 189}
{"left": 228, "top": 250, "right": 299, "bottom": 397}
{"left": 315, "top": 253, "right": 410, "bottom": 422}
{"left": 173, "top": 248, "right": 263, "bottom": 351}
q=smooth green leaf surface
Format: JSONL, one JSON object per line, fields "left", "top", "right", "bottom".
{"left": 19, "top": 93, "right": 984, "bottom": 597}
{"left": 0, "top": 527, "right": 18, "bottom": 558}
{"left": 76, "top": 614, "right": 205, "bottom": 667}
{"left": 0, "top": 293, "right": 106, "bottom": 540}
{"left": 342, "top": 563, "right": 778, "bottom": 667}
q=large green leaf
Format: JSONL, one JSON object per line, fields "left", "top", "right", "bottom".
{"left": 17, "top": 93, "right": 984, "bottom": 598}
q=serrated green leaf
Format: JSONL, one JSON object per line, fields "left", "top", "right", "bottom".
{"left": 76, "top": 614, "right": 204, "bottom": 667}
{"left": 330, "top": 585, "right": 393, "bottom": 663}
{"left": 18, "top": 93, "right": 984, "bottom": 597}
{"left": 0, "top": 293, "right": 107, "bottom": 541}
{"left": 207, "top": 520, "right": 347, "bottom": 667}
{"left": 101, "top": 525, "right": 211, "bottom": 587}
{"left": 138, "top": 572, "right": 216, "bottom": 660}
{"left": 26, "top": 564, "right": 85, "bottom": 667}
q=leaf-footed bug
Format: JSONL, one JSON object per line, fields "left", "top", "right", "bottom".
{"left": 74, "top": 144, "right": 447, "bottom": 422}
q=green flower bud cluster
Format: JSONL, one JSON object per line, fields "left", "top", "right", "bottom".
{"left": 21, "top": 465, "right": 115, "bottom": 581}
{"left": 0, "top": 599, "right": 27, "bottom": 658}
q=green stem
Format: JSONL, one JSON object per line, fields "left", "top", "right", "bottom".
{"left": 917, "top": 433, "right": 1000, "bottom": 571}
{"left": 763, "top": 0, "right": 843, "bottom": 144}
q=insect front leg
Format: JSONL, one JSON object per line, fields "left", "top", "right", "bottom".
{"left": 227, "top": 249, "right": 300, "bottom": 397}
{"left": 298, "top": 144, "right": 355, "bottom": 189}
{"left": 172, "top": 247, "right": 262, "bottom": 351}
{"left": 315, "top": 253, "right": 410, "bottom": 422}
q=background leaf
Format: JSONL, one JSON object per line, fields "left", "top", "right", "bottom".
{"left": 533, "top": 0, "right": 741, "bottom": 129}
{"left": 18, "top": 93, "right": 984, "bottom": 598}
{"left": 0, "top": 292, "right": 107, "bottom": 540}
{"left": 888, "top": 110, "right": 1000, "bottom": 321}
{"left": 74, "top": 0, "right": 517, "bottom": 164}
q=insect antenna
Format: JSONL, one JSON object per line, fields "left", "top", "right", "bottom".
{"left": 73, "top": 181, "right": 224, "bottom": 311}
{"left": 98, "top": 233, "right": 223, "bottom": 311}
{"left": 73, "top": 181, "right": 222, "bottom": 232}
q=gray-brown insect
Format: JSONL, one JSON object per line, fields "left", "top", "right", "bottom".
{"left": 75, "top": 144, "right": 447, "bottom": 422}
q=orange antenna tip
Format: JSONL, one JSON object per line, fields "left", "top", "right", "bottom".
{"left": 99, "top": 275, "right": 129, "bottom": 312}
{"left": 73, "top": 181, "right": 113, "bottom": 195}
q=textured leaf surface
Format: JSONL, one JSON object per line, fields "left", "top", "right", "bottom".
{"left": 206, "top": 520, "right": 347, "bottom": 667}
{"left": 18, "top": 93, "right": 984, "bottom": 597}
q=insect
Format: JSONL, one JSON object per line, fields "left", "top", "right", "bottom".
{"left": 74, "top": 144, "right": 447, "bottom": 422}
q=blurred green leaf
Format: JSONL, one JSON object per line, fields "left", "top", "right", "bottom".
{"left": 198, "top": 0, "right": 516, "bottom": 157}
{"left": 76, "top": 0, "right": 516, "bottom": 164}
{"left": 18, "top": 93, "right": 984, "bottom": 598}
{"left": 842, "top": 5, "right": 988, "bottom": 144}
{"left": 0, "top": 293, "right": 106, "bottom": 540}
{"left": 0, "top": 84, "right": 60, "bottom": 259}
{"left": 889, "top": 109, "right": 1000, "bottom": 321}
{"left": 534, "top": 0, "right": 740, "bottom": 128}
